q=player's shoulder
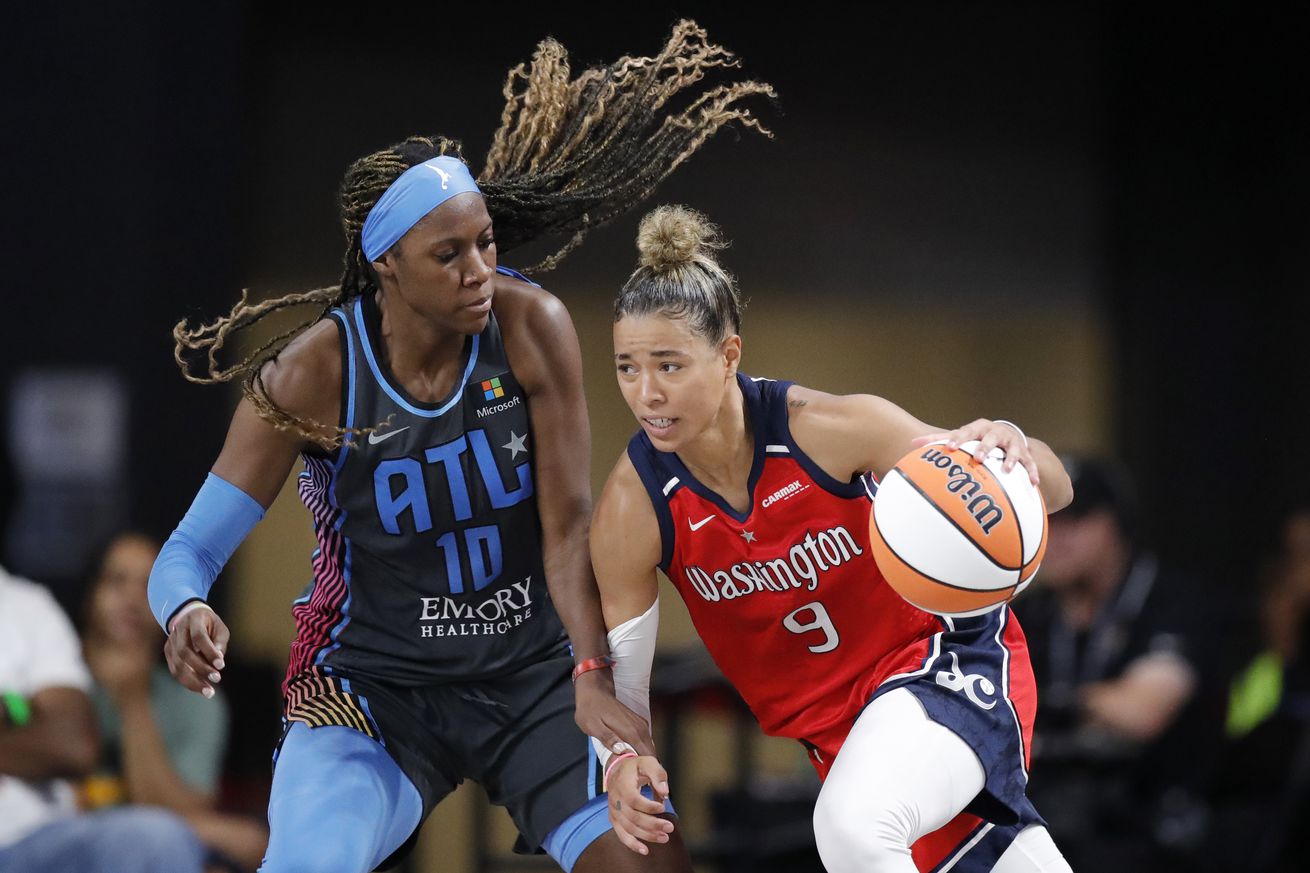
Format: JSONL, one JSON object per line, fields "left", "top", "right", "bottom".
{"left": 492, "top": 271, "right": 569, "bottom": 335}
{"left": 257, "top": 317, "right": 343, "bottom": 423}
{"left": 594, "top": 452, "right": 663, "bottom": 568}
{"left": 784, "top": 383, "right": 899, "bottom": 431}
{"left": 493, "top": 271, "right": 579, "bottom": 395}
{"left": 599, "top": 451, "right": 646, "bottom": 509}
{"left": 598, "top": 452, "right": 661, "bottom": 524}
{"left": 781, "top": 383, "right": 907, "bottom": 483}
{"left": 784, "top": 382, "right": 887, "bottom": 412}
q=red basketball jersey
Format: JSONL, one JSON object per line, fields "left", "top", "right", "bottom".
{"left": 627, "top": 374, "right": 945, "bottom": 750}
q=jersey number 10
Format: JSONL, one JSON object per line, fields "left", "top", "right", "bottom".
{"left": 373, "top": 429, "right": 531, "bottom": 595}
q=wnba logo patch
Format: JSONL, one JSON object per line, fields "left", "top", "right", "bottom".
{"left": 481, "top": 377, "right": 506, "bottom": 401}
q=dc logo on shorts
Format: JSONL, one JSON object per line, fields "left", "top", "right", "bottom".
{"left": 935, "top": 652, "right": 998, "bottom": 710}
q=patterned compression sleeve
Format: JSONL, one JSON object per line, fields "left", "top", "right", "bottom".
{"left": 147, "top": 472, "right": 265, "bottom": 631}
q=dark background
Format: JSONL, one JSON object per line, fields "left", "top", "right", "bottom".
{"left": 2, "top": 2, "right": 1305, "bottom": 599}
{"left": 1, "top": 4, "right": 1306, "bottom": 870}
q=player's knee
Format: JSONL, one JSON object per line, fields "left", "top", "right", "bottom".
{"left": 813, "top": 785, "right": 917, "bottom": 873}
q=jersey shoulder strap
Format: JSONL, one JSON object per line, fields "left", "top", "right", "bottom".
{"left": 496, "top": 264, "right": 539, "bottom": 287}
{"left": 741, "top": 374, "right": 795, "bottom": 447}
{"left": 327, "top": 304, "right": 359, "bottom": 435}
{"left": 625, "top": 432, "right": 678, "bottom": 571}
{"left": 744, "top": 374, "right": 875, "bottom": 501}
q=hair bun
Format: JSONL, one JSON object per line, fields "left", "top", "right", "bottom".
{"left": 636, "top": 205, "right": 725, "bottom": 272}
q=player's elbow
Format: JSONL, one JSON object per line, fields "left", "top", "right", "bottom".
{"left": 542, "top": 495, "right": 593, "bottom": 544}
{"left": 1040, "top": 455, "right": 1075, "bottom": 513}
{"left": 1044, "top": 472, "right": 1074, "bottom": 513}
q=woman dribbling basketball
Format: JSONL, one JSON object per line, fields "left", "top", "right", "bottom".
{"left": 590, "top": 206, "right": 1076, "bottom": 872}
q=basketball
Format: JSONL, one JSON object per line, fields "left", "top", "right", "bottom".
{"left": 868, "top": 440, "right": 1047, "bottom": 617}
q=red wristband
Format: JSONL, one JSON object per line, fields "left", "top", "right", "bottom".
{"left": 571, "top": 655, "right": 616, "bottom": 684}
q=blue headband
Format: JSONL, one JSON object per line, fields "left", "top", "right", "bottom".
{"left": 360, "top": 155, "right": 482, "bottom": 262}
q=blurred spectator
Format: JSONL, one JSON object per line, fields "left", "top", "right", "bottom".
{"left": 80, "top": 532, "right": 268, "bottom": 872}
{"left": 0, "top": 561, "right": 205, "bottom": 872}
{"left": 1014, "top": 456, "right": 1227, "bottom": 871}
{"left": 1212, "top": 507, "right": 1310, "bottom": 872}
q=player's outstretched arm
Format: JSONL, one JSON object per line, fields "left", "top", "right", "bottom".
{"left": 786, "top": 386, "right": 1073, "bottom": 511}
{"left": 149, "top": 320, "right": 341, "bottom": 697}
{"left": 590, "top": 454, "right": 675, "bottom": 855}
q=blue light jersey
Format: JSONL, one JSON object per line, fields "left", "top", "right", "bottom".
{"left": 285, "top": 267, "right": 566, "bottom": 691}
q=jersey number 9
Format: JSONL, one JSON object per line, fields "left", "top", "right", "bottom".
{"left": 783, "top": 601, "right": 840, "bottom": 654}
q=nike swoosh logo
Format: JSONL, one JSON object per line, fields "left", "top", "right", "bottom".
{"left": 689, "top": 515, "right": 716, "bottom": 531}
{"left": 367, "top": 426, "right": 410, "bottom": 446}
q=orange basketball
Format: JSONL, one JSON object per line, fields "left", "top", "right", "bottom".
{"left": 868, "top": 440, "right": 1047, "bottom": 617}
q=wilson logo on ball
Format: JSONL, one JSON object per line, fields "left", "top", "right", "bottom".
{"left": 919, "top": 448, "right": 1005, "bottom": 535}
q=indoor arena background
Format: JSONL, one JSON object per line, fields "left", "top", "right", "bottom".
{"left": 2, "top": 4, "right": 1305, "bottom": 872}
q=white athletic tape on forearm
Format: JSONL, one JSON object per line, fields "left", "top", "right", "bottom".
{"left": 590, "top": 599, "right": 659, "bottom": 775}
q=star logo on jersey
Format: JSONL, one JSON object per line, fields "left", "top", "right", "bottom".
{"left": 502, "top": 431, "right": 528, "bottom": 459}
{"left": 740, "top": 530, "right": 757, "bottom": 543}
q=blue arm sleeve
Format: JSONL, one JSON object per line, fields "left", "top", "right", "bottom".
{"left": 147, "top": 472, "right": 266, "bottom": 632}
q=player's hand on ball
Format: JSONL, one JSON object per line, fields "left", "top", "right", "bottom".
{"left": 608, "top": 755, "right": 674, "bottom": 855}
{"left": 164, "top": 604, "right": 229, "bottom": 699}
{"left": 912, "top": 419, "right": 1039, "bottom": 485}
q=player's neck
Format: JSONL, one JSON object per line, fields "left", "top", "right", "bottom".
{"left": 375, "top": 290, "right": 469, "bottom": 400}
{"left": 678, "top": 379, "right": 753, "bottom": 494}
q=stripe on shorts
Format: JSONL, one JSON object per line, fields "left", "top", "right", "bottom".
{"left": 284, "top": 667, "right": 377, "bottom": 739}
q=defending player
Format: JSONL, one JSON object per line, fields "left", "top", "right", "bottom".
{"left": 146, "top": 26, "right": 772, "bottom": 873}
{"left": 592, "top": 206, "right": 1076, "bottom": 872}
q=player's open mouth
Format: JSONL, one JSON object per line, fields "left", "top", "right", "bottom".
{"left": 644, "top": 417, "right": 675, "bottom": 434}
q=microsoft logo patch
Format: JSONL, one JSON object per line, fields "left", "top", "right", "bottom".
{"left": 481, "top": 377, "right": 505, "bottom": 401}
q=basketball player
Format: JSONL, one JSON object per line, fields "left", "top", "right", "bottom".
{"left": 145, "top": 25, "right": 773, "bottom": 873}
{"left": 592, "top": 206, "right": 1076, "bottom": 872}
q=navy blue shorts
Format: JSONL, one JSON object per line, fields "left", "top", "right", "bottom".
{"left": 872, "top": 605, "right": 1045, "bottom": 870}
{"left": 277, "top": 652, "right": 607, "bottom": 861}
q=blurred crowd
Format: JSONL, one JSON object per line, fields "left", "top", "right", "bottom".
{"left": 1, "top": 530, "right": 269, "bottom": 872}
{"left": 1017, "top": 459, "right": 1310, "bottom": 873}
{"left": 3, "top": 452, "right": 1308, "bottom": 872}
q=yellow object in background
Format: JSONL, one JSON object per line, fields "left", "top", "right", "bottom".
{"left": 1226, "top": 650, "right": 1283, "bottom": 738}
{"left": 79, "top": 774, "right": 126, "bottom": 810}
